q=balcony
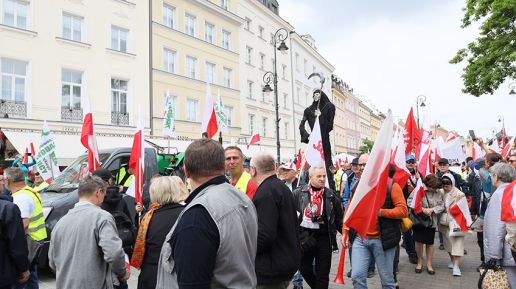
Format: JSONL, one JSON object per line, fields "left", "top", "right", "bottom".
{"left": 111, "top": 111, "right": 129, "bottom": 126}
{"left": 0, "top": 100, "right": 27, "bottom": 118}
{"left": 61, "top": 107, "right": 83, "bottom": 122}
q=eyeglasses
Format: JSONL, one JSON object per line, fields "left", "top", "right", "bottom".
{"left": 406, "top": 160, "right": 416, "bottom": 164}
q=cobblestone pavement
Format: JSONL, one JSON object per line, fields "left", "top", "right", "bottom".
{"left": 39, "top": 233, "right": 482, "bottom": 289}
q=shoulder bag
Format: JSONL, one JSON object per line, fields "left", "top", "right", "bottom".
{"left": 478, "top": 260, "right": 510, "bottom": 289}
{"left": 409, "top": 194, "right": 433, "bottom": 228}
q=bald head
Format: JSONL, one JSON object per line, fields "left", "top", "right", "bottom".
{"left": 356, "top": 153, "right": 369, "bottom": 179}
{"left": 249, "top": 152, "right": 276, "bottom": 186}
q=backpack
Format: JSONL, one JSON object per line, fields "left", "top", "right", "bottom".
{"left": 111, "top": 210, "right": 135, "bottom": 256}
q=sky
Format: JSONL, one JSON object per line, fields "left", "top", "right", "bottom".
{"left": 279, "top": 0, "right": 515, "bottom": 140}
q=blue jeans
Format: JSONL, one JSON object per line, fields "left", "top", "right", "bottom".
{"left": 402, "top": 230, "right": 417, "bottom": 257}
{"left": 351, "top": 237, "right": 396, "bottom": 289}
{"left": 349, "top": 244, "right": 376, "bottom": 271}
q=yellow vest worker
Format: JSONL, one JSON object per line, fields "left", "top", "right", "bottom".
{"left": 334, "top": 169, "right": 344, "bottom": 192}
{"left": 116, "top": 166, "right": 135, "bottom": 188}
{"left": 231, "top": 171, "right": 257, "bottom": 199}
{"left": 12, "top": 186, "right": 47, "bottom": 241}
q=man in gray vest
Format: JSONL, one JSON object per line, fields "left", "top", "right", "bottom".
{"left": 156, "top": 139, "right": 258, "bottom": 289}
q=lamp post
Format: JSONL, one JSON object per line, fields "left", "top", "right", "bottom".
{"left": 416, "top": 95, "right": 426, "bottom": 129}
{"left": 498, "top": 115, "right": 506, "bottom": 145}
{"left": 262, "top": 27, "right": 289, "bottom": 164}
{"left": 509, "top": 82, "right": 516, "bottom": 95}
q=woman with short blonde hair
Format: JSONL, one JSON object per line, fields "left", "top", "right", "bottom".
{"left": 132, "top": 176, "right": 187, "bottom": 289}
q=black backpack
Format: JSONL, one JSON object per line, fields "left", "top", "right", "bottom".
{"left": 111, "top": 210, "right": 136, "bottom": 256}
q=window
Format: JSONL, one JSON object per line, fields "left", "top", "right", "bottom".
{"left": 163, "top": 48, "right": 176, "bottom": 73}
{"left": 283, "top": 93, "right": 288, "bottom": 108}
{"left": 282, "top": 64, "right": 287, "bottom": 79}
{"left": 61, "top": 69, "right": 82, "bottom": 109}
{"left": 303, "top": 59, "right": 308, "bottom": 75}
{"left": 258, "top": 25, "right": 264, "bottom": 38}
{"left": 246, "top": 46, "right": 252, "bottom": 64}
{"left": 3, "top": 0, "right": 28, "bottom": 29}
{"left": 222, "top": 30, "right": 231, "bottom": 50}
{"left": 62, "top": 13, "right": 83, "bottom": 42}
{"left": 205, "top": 22, "right": 214, "bottom": 43}
{"left": 221, "top": 0, "right": 229, "bottom": 10}
{"left": 186, "top": 98, "right": 198, "bottom": 121}
{"left": 249, "top": 114, "right": 255, "bottom": 134}
{"left": 162, "top": 4, "right": 175, "bottom": 28}
{"left": 223, "top": 105, "right": 233, "bottom": 126}
{"left": 111, "top": 26, "right": 128, "bottom": 53}
{"left": 262, "top": 117, "right": 267, "bottom": 137}
{"left": 295, "top": 53, "right": 299, "bottom": 71}
{"left": 1, "top": 58, "right": 27, "bottom": 101}
{"left": 247, "top": 80, "right": 253, "bottom": 99}
{"left": 185, "top": 13, "right": 196, "bottom": 36}
{"left": 223, "top": 67, "right": 232, "bottom": 88}
{"left": 185, "top": 56, "right": 197, "bottom": 79}
{"left": 205, "top": 62, "right": 215, "bottom": 84}
{"left": 260, "top": 53, "right": 265, "bottom": 70}
{"left": 111, "top": 78, "right": 128, "bottom": 114}
{"left": 244, "top": 17, "right": 251, "bottom": 31}
{"left": 284, "top": 122, "right": 289, "bottom": 139}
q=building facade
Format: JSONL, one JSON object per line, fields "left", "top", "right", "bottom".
{"left": 358, "top": 100, "right": 372, "bottom": 143}
{"left": 151, "top": 0, "right": 243, "bottom": 143}
{"left": 332, "top": 74, "right": 361, "bottom": 156}
{"left": 0, "top": 0, "right": 149, "bottom": 163}
{"left": 370, "top": 110, "right": 385, "bottom": 142}
{"left": 332, "top": 76, "right": 346, "bottom": 154}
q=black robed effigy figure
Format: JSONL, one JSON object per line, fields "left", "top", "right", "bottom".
{"left": 299, "top": 73, "right": 336, "bottom": 190}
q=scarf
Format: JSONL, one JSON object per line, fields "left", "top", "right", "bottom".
{"left": 130, "top": 202, "right": 160, "bottom": 268}
{"left": 300, "top": 186, "right": 324, "bottom": 229}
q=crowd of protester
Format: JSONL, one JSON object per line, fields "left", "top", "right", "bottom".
{"left": 1, "top": 137, "right": 516, "bottom": 289}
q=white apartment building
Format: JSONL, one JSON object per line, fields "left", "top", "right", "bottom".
{"left": 0, "top": 0, "right": 149, "bottom": 163}
{"left": 237, "top": 0, "right": 334, "bottom": 160}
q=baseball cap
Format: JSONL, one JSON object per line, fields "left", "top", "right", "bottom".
{"left": 279, "top": 162, "right": 296, "bottom": 170}
{"left": 438, "top": 158, "right": 449, "bottom": 165}
{"left": 406, "top": 154, "right": 416, "bottom": 161}
{"left": 351, "top": 157, "right": 359, "bottom": 165}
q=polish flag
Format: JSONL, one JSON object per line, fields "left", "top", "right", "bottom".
{"left": 501, "top": 137, "right": 514, "bottom": 159}
{"left": 200, "top": 82, "right": 219, "bottom": 139}
{"left": 501, "top": 179, "right": 516, "bottom": 222}
{"left": 80, "top": 97, "right": 100, "bottom": 172}
{"left": 446, "top": 133, "right": 457, "bottom": 142}
{"left": 471, "top": 142, "right": 485, "bottom": 160}
{"left": 295, "top": 149, "right": 303, "bottom": 170}
{"left": 305, "top": 117, "right": 325, "bottom": 167}
{"left": 403, "top": 108, "right": 421, "bottom": 154}
{"left": 409, "top": 178, "right": 426, "bottom": 214}
{"left": 127, "top": 111, "right": 145, "bottom": 204}
{"left": 448, "top": 197, "right": 473, "bottom": 231}
{"left": 417, "top": 114, "right": 431, "bottom": 177}
{"left": 343, "top": 112, "right": 393, "bottom": 238}
{"left": 247, "top": 133, "right": 260, "bottom": 149}
{"left": 392, "top": 130, "right": 411, "bottom": 189}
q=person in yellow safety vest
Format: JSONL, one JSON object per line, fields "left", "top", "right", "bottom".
{"left": 224, "top": 146, "right": 257, "bottom": 200}
{"left": 333, "top": 166, "right": 345, "bottom": 193}
{"left": 116, "top": 165, "right": 135, "bottom": 193}
{"left": 33, "top": 171, "right": 49, "bottom": 192}
{"left": 4, "top": 167, "right": 47, "bottom": 287}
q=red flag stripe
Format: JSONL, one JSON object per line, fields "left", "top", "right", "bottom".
{"left": 501, "top": 180, "right": 516, "bottom": 222}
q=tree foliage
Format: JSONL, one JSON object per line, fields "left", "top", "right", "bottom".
{"left": 450, "top": 0, "right": 516, "bottom": 97}
{"left": 359, "top": 138, "right": 374, "bottom": 154}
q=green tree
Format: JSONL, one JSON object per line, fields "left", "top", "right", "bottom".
{"left": 359, "top": 138, "right": 374, "bottom": 154}
{"left": 449, "top": 0, "right": 516, "bottom": 97}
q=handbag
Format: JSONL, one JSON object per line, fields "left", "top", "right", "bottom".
{"left": 448, "top": 220, "right": 468, "bottom": 237}
{"left": 409, "top": 195, "right": 433, "bottom": 229}
{"left": 478, "top": 260, "right": 510, "bottom": 289}
{"left": 400, "top": 217, "right": 413, "bottom": 232}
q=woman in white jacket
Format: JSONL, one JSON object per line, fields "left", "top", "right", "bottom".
{"left": 483, "top": 163, "right": 516, "bottom": 288}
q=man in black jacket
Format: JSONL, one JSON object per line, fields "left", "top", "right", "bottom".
{"left": 250, "top": 153, "right": 300, "bottom": 289}
{"left": 293, "top": 166, "right": 343, "bottom": 289}
{"left": 0, "top": 194, "right": 30, "bottom": 289}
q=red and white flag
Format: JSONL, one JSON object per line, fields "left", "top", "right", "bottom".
{"left": 23, "top": 137, "right": 36, "bottom": 164}
{"left": 295, "top": 149, "right": 303, "bottom": 170}
{"left": 417, "top": 114, "right": 431, "bottom": 177}
{"left": 127, "top": 112, "right": 145, "bottom": 204}
{"left": 501, "top": 179, "right": 516, "bottom": 222}
{"left": 306, "top": 116, "right": 326, "bottom": 168}
{"left": 408, "top": 178, "right": 426, "bottom": 214}
{"left": 449, "top": 197, "right": 473, "bottom": 231}
{"left": 247, "top": 133, "right": 260, "bottom": 149}
{"left": 501, "top": 137, "right": 514, "bottom": 159}
{"left": 80, "top": 97, "right": 100, "bottom": 172}
{"left": 343, "top": 112, "right": 393, "bottom": 238}
{"left": 200, "top": 82, "right": 219, "bottom": 139}
{"left": 392, "top": 130, "right": 411, "bottom": 189}
{"left": 403, "top": 108, "right": 421, "bottom": 154}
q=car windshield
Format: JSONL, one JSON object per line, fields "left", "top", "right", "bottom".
{"left": 46, "top": 153, "right": 110, "bottom": 191}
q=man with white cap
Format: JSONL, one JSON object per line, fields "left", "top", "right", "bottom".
{"left": 278, "top": 162, "right": 298, "bottom": 191}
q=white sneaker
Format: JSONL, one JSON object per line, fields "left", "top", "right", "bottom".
{"left": 448, "top": 262, "right": 454, "bottom": 269}
{"left": 452, "top": 267, "right": 461, "bottom": 276}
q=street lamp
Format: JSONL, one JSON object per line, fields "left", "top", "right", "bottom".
{"left": 509, "top": 82, "right": 516, "bottom": 95}
{"left": 416, "top": 95, "right": 426, "bottom": 129}
{"left": 262, "top": 28, "right": 290, "bottom": 164}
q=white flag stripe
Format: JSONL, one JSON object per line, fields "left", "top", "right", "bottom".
{"left": 343, "top": 111, "right": 393, "bottom": 223}
{"left": 456, "top": 197, "right": 473, "bottom": 226}
{"left": 408, "top": 178, "right": 423, "bottom": 210}
{"left": 305, "top": 117, "right": 325, "bottom": 167}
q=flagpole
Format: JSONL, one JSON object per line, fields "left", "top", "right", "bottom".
{"left": 49, "top": 156, "right": 55, "bottom": 181}
{"left": 167, "top": 136, "right": 170, "bottom": 154}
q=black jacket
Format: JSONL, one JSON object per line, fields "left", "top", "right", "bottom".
{"left": 138, "top": 203, "right": 184, "bottom": 289}
{"left": 292, "top": 184, "right": 343, "bottom": 251}
{"left": 0, "top": 194, "right": 29, "bottom": 287}
{"left": 253, "top": 175, "right": 300, "bottom": 285}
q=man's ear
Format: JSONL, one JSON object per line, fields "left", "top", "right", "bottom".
{"left": 184, "top": 167, "right": 191, "bottom": 179}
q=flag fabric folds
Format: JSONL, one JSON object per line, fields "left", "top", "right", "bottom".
{"left": 247, "top": 133, "right": 260, "bottom": 149}
{"left": 36, "top": 121, "right": 61, "bottom": 182}
{"left": 408, "top": 178, "right": 426, "bottom": 214}
{"left": 305, "top": 117, "right": 325, "bottom": 168}
{"left": 403, "top": 108, "right": 421, "bottom": 154}
{"left": 80, "top": 97, "right": 100, "bottom": 172}
{"left": 162, "top": 90, "right": 176, "bottom": 138}
{"left": 201, "top": 82, "right": 219, "bottom": 139}
{"left": 128, "top": 112, "right": 145, "bottom": 204}
{"left": 343, "top": 112, "right": 393, "bottom": 239}
{"left": 501, "top": 179, "right": 516, "bottom": 222}
{"left": 392, "top": 130, "right": 411, "bottom": 189}
{"left": 448, "top": 197, "right": 473, "bottom": 231}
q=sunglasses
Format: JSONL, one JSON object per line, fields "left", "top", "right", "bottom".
{"left": 406, "top": 160, "right": 415, "bottom": 164}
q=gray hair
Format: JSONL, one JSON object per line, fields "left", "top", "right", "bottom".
{"left": 4, "top": 167, "right": 24, "bottom": 182}
{"left": 78, "top": 175, "right": 107, "bottom": 197}
{"left": 150, "top": 176, "right": 188, "bottom": 204}
{"left": 308, "top": 166, "right": 326, "bottom": 176}
{"left": 490, "top": 162, "right": 516, "bottom": 183}
{"left": 250, "top": 152, "right": 275, "bottom": 174}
